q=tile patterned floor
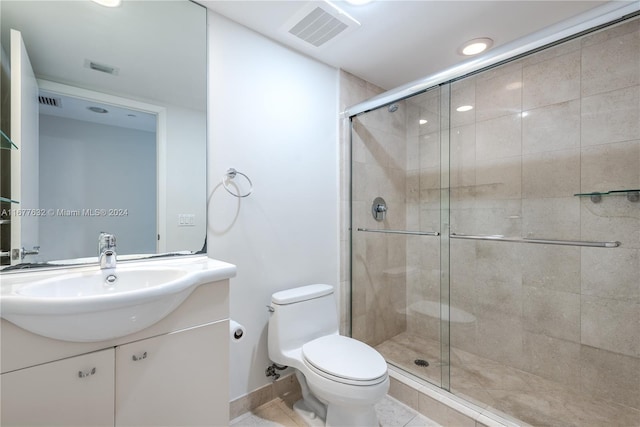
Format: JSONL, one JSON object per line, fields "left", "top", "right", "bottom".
{"left": 231, "top": 331, "right": 640, "bottom": 426}
{"left": 375, "top": 332, "right": 640, "bottom": 427}
{"left": 230, "top": 395, "right": 440, "bottom": 427}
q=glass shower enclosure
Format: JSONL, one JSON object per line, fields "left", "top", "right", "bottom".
{"left": 350, "top": 15, "right": 639, "bottom": 426}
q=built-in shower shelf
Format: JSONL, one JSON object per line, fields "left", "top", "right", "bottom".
{"left": 382, "top": 266, "right": 418, "bottom": 278}
{"left": 574, "top": 189, "right": 639, "bottom": 203}
{"left": 0, "top": 130, "right": 17, "bottom": 150}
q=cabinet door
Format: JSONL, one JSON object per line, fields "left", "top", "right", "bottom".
{"left": 0, "top": 348, "right": 115, "bottom": 426}
{"left": 115, "top": 321, "right": 228, "bottom": 427}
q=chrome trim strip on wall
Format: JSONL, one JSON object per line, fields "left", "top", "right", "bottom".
{"left": 344, "top": 2, "right": 640, "bottom": 118}
{"left": 450, "top": 233, "right": 621, "bottom": 248}
{"left": 356, "top": 228, "right": 440, "bottom": 236}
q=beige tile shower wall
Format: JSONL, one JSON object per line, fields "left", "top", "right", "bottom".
{"left": 351, "top": 100, "right": 409, "bottom": 346}
{"left": 339, "top": 71, "right": 382, "bottom": 335}
{"left": 340, "top": 71, "right": 409, "bottom": 344}
{"left": 449, "top": 17, "right": 640, "bottom": 410}
{"left": 350, "top": 89, "right": 449, "bottom": 347}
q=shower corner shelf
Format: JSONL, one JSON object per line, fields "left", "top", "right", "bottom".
{"left": 0, "top": 130, "right": 17, "bottom": 151}
{"left": 574, "top": 189, "right": 639, "bottom": 203}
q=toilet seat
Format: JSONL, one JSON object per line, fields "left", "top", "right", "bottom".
{"left": 302, "top": 335, "right": 388, "bottom": 386}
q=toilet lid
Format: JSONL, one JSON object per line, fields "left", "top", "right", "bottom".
{"left": 302, "top": 335, "right": 387, "bottom": 382}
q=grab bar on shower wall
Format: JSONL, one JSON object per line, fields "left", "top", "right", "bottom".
{"left": 356, "top": 228, "right": 440, "bottom": 236}
{"left": 449, "top": 233, "right": 621, "bottom": 248}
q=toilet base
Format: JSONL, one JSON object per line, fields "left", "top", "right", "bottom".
{"left": 293, "top": 400, "right": 325, "bottom": 427}
{"left": 293, "top": 399, "right": 381, "bottom": 427}
{"left": 294, "top": 368, "right": 386, "bottom": 427}
{"left": 325, "top": 403, "right": 379, "bottom": 427}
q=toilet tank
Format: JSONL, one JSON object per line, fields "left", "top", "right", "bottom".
{"left": 268, "top": 284, "right": 339, "bottom": 360}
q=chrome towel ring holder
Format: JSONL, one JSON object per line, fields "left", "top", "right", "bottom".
{"left": 223, "top": 168, "right": 253, "bottom": 198}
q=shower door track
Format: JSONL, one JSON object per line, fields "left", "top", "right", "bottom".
{"left": 356, "top": 228, "right": 440, "bottom": 236}
{"left": 450, "top": 233, "right": 620, "bottom": 248}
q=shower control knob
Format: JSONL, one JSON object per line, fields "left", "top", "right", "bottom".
{"left": 371, "top": 197, "right": 387, "bottom": 222}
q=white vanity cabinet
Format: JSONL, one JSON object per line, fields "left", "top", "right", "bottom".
{"left": 0, "top": 257, "right": 235, "bottom": 427}
{"left": 115, "top": 321, "right": 228, "bottom": 427}
{"left": 1, "top": 322, "right": 228, "bottom": 427}
{"left": 1, "top": 348, "right": 116, "bottom": 426}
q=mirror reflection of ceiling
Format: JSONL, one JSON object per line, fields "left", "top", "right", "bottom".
{"left": 0, "top": 0, "right": 206, "bottom": 111}
{"left": 39, "top": 91, "right": 157, "bottom": 132}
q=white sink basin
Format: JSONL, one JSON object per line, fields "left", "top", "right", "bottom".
{"left": 17, "top": 267, "right": 188, "bottom": 298}
{"left": 1, "top": 257, "right": 236, "bottom": 342}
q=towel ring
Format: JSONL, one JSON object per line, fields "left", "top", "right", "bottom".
{"left": 223, "top": 168, "right": 253, "bottom": 198}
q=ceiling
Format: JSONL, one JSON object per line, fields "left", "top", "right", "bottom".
{"left": 200, "top": 0, "right": 613, "bottom": 91}
{"left": 1, "top": 0, "right": 207, "bottom": 111}
{"left": 1, "top": 0, "right": 625, "bottom": 107}
{"left": 1, "top": 1, "right": 207, "bottom": 131}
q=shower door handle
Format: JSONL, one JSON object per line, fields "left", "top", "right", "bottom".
{"left": 357, "top": 228, "right": 440, "bottom": 236}
{"left": 449, "top": 233, "right": 620, "bottom": 248}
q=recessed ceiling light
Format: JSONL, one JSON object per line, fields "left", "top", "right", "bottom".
{"left": 84, "top": 59, "right": 120, "bottom": 76}
{"left": 458, "top": 38, "right": 493, "bottom": 56}
{"left": 91, "top": 0, "right": 122, "bottom": 7}
{"left": 456, "top": 105, "right": 474, "bottom": 112}
{"left": 345, "top": 0, "right": 374, "bottom": 5}
{"left": 88, "top": 106, "right": 109, "bottom": 114}
{"left": 419, "top": 119, "right": 428, "bottom": 125}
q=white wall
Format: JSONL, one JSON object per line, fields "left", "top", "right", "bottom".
{"left": 207, "top": 12, "right": 340, "bottom": 400}
{"left": 163, "top": 105, "right": 207, "bottom": 252}
{"left": 38, "top": 115, "right": 156, "bottom": 260}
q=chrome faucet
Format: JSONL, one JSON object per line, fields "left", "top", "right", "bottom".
{"left": 98, "top": 232, "right": 116, "bottom": 269}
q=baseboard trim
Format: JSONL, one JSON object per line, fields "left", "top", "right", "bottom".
{"left": 229, "top": 373, "right": 301, "bottom": 420}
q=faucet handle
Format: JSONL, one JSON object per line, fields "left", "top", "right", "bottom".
{"left": 99, "top": 232, "right": 115, "bottom": 243}
{"left": 98, "top": 232, "right": 117, "bottom": 269}
{"left": 98, "top": 232, "right": 116, "bottom": 253}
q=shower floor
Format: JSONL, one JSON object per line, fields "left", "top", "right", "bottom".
{"left": 375, "top": 332, "right": 640, "bottom": 427}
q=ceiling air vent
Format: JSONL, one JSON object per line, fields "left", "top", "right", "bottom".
{"left": 286, "top": 3, "right": 360, "bottom": 48}
{"left": 38, "top": 96, "right": 62, "bottom": 108}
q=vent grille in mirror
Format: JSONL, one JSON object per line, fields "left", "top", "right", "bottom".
{"left": 38, "top": 96, "right": 62, "bottom": 108}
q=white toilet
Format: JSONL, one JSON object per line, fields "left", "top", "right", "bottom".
{"left": 268, "top": 284, "right": 389, "bottom": 427}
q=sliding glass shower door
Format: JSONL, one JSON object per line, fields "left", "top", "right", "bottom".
{"left": 350, "top": 14, "right": 639, "bottom": 426}
{"left": 350, "top": 86, "right": 450, "bottom": 389}
{"left": 447, "top": 16, "right": 640, "bottom": 426}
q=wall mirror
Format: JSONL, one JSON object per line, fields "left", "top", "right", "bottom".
{"left": 0, "top": 0, "right": 207, "bottom": 269}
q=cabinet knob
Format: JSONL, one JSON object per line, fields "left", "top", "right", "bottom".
{"left": 78, "top": 367, "right": 96, "bottom": 378}
{"left": 132, "top": 351, "right": 147, "bottom": 361}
